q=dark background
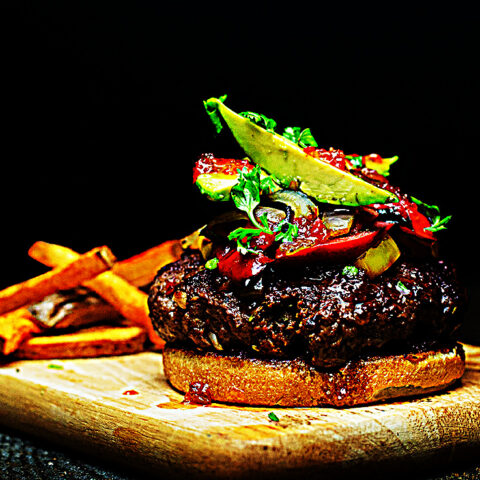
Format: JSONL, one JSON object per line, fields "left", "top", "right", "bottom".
{"left": 1, "top": 2, "right": 479, "bottom": 340}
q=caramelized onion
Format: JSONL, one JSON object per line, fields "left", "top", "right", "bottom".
{"left": 322, "top": 210, "right": 354, "bottom": 237}
{"left": 268, "top": 190, "right": 318, "bottom": 219}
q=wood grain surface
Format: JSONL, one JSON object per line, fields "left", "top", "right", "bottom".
{"left": 0, "top": 344, "right": 479, "bottom": 480}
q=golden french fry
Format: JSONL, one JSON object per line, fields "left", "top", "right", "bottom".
{"left": 113, "top": 240, "right": 183, "bottom": 287}
{"left": 0, "top": 308, "right": 43, "bottom": 355}
{"left": 0, "top": 246, "right": 116, "bottom": 316}
{"left": 28, "top": 242, "right": 164, "bottom": 347}
{"left": 16, "top": 323, "right": 147, "bottom": 359}
{"left": 30, "top": 239, "right": 184, "bottom": 288}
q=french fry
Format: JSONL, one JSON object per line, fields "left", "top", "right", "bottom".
{"left": 113, "top": 240, "right": 183, "bottom": 287}
{"left": 15, "top": 323, "right": 147, "bottom": 359}
{"left": 29, "top": 239, "right": 184, "bottom": 288}
{"left": 0, "top": 308, "right": 43, "bottom": 355}
{"left": 28, "top": 242, "right": 164, "bottom": 347}
{"left": 26, "top": 242, "right": 78, "bottom": 267}
{"left": 0, "top": 246, "right": 116, "bottom": 316}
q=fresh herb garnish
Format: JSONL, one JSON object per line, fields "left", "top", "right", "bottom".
{"left": 342, "top": 265, "right": 359, "bottom": 277}
{"left": 345, "top": 155, "right": 363, "bottom": 169}
{"left": 411, "top": 197, "right": 452, "bottom": 233}
{"left": 396, "top": 281, "right": 410, "bottom": 294}
{"left": 228, "top": 167, "right": 271, "bottom": 254}
{"left": 230, "top": 166, "right": 264, "bottom": 227}
{"left": 274, "top": 220, "right": 299, "bottom": 243}
{"left": 205, "top": 258, "right": 219, "bottom": 270}
{"left": 282, "top": 126, "right": 319, "bottom": 148}
{"left": 48, "top": 364, "right": 63, "bottom": 370}
{"left": 259, "top": 175, "right": 278, "bottom": 194}
{"left": 268, "top": 412, "right": 279, "bottom": 422}
{"left": 228, "top": 223, "right": 269, "bottom": 255}
{"left": 227, "top": 166, "right": 298, "bottom": 254}
{"left": 425, "top": 215, "right": 452, "bottom": 232}
{"left": 203, "top": 94, "right": 228, "bottom": 134}
{"left": 239, "top": 111, "right": 277, "bottom": 133}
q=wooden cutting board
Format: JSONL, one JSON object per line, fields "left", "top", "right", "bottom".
{"left": 0, "top": 344, "right": 479, "bottom": 480}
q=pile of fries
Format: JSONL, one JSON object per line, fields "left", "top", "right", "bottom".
{"left": 0, "top": 239, "right": 184, "bottom": 360}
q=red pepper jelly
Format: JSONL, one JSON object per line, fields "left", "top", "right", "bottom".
{"left": 193, "top": 153, "right": 254, "bottom": 182}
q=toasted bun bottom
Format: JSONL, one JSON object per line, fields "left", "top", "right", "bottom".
{"left": 163, "top": 343, "right": 465, "bottom": 407}
{"left": 15, "top": 324, "right": 148, "bottom": 360}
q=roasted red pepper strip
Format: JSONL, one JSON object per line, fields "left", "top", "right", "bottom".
{"left": 275, "top": 230, "right": 383, "bottom": 263}
{"left": 371, "top": 199, "right": 436, "bottom": 242}
{"left": 217, "top": 229, "right": 385, "bottom": 282}
{"left": 217, "top": 248, "right": 274, "bottom": 283}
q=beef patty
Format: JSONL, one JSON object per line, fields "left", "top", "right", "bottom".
{"left": 148, "top": 251, "right": 466, "bottom": 368}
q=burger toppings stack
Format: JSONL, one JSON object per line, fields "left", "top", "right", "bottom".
{"left": 148, "top": 96, "right": 466, "bottom": 407}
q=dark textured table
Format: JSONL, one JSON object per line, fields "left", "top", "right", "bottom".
{"left": 0, "top": 427, "right": 141, "bottom": 480}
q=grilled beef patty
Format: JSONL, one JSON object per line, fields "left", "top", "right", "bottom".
{"left": 148, "top": 251, "right": 465, "bottom": 368}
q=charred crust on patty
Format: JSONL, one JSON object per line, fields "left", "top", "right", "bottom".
{"left": 148, "top": 251, "right": 466, "bottom": 369}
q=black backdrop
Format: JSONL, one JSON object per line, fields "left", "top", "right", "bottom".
{"left": 1, "top": 2, "right": 479, "bottom": 339}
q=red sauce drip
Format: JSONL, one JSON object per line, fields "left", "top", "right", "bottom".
{"left": 123, "top": 390, "right": 139, "bottom": 395}
{"left": 183, "top": 382, "right": 212, "bottom": 405}
{"left": 193, "top": 153, "right": 254, "bottom": 182}
{"left": 303, "top": 147, "right": 347, "bottom": 171}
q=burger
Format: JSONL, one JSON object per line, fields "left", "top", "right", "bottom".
{"left": 148, "top": 96, "right": 466, "bottom": 407}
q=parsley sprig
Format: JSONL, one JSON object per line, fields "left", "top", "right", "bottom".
{"left": 239, "top": 111, "right": 277, "bottom": 133}
{"left": 228, "top": 166, "right": 298, "bottom": 254}
{"left": 230, "top": 166, "right": 264, "bottom": 228}
{"left": 282, "top": 126, "right": 319, "bottom": 148}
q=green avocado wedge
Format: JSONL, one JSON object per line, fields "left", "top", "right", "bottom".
{"left": 205, "top": 97, "right": 398, "bottom": 206}
{"left": 196, "top": 170, "right": 280, "bottom": 202}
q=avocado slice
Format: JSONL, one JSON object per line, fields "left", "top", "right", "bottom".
{"left": 205, "top": 97, "right": 398, "bottom": 206}
{"left": 196, "top": 169, "right": 280, "bottom": 201}
{"left": 196, "top": 173, "right": 239, "bottom": 201}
